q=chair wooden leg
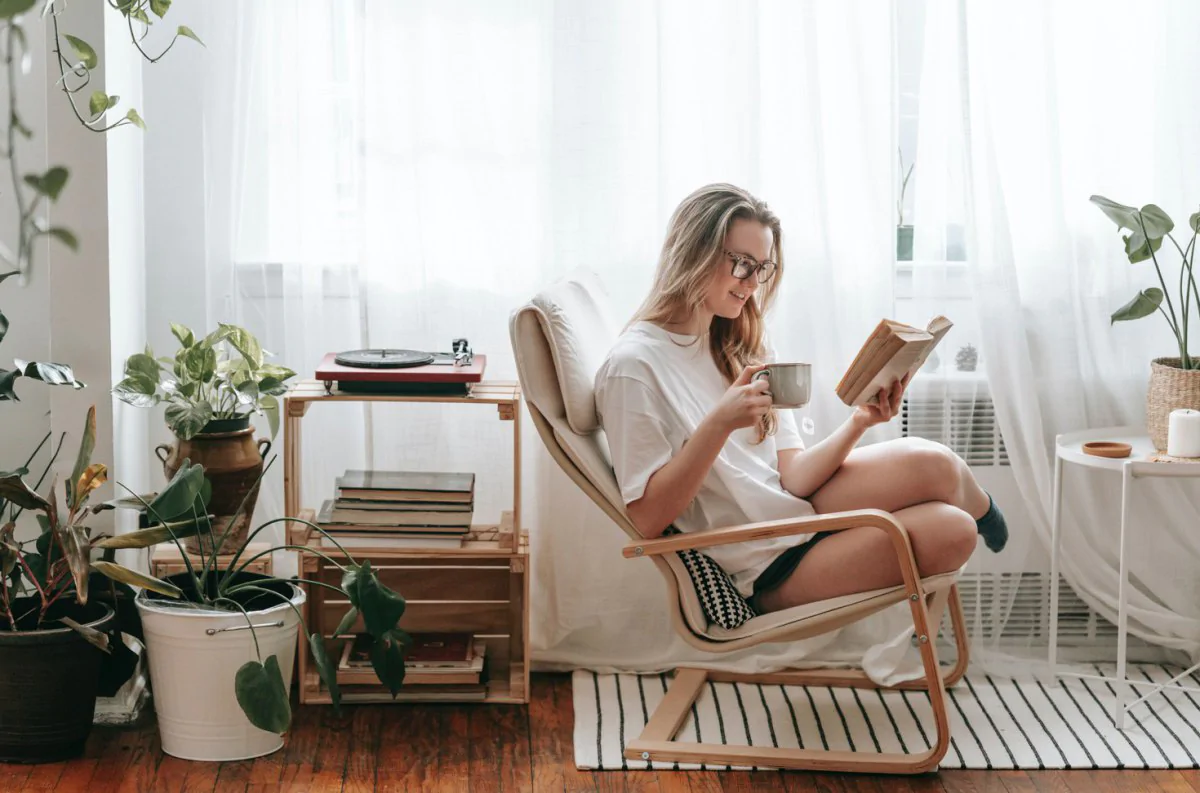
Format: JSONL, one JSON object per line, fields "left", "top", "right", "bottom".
{"left": 626, "top": 586, "right": 961, "bottom": 774}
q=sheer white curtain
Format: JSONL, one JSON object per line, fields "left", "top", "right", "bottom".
{"left": 915, "top": 0, "right": 1200, "bottom": 664}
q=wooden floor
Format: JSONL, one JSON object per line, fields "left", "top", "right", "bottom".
{"left": 0, "top": 673, "right": 1195, "bottom": 792}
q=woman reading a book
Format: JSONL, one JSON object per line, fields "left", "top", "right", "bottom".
{"left": 594, "top": 183, "right": 1008, "bottom": 614}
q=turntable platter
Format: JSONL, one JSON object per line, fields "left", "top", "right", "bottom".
{"left": 333, "top": 349, "right": 435, "bottom": 369}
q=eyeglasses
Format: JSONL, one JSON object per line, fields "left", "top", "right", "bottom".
{"left": 724, "top": 249, "right": 777, "bottom": 284}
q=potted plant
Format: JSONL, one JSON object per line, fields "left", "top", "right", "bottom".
{"left": 897, "top": 148, "right": 915, "bottom": 262}
{"left": 1091, "top": 196, "right": 1200, "bottom": 450}
{"left": 113, "top": 323, "right": 297, "bottom": 555}
{"left": 93, "top": 454, "right": 409, "bottom": 762}
{"left": 0, "top": 408, "right": 149, "bottom": 762}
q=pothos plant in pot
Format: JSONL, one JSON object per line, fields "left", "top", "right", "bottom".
{"left": 113, "top": 323, "right": 296, "bottom": 555}
{"left": 1091, "top": 195, "right": 1200, "bottom": 450}
{"left": 92, "top": 453, "right": 411, "bottom": 762}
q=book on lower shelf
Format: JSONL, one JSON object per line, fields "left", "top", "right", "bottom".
{"left": 318, "top": 532, "right": 464, "bottom": 549}
{"left": 835, "top": 315, "right": 953, "bottom": 407}
{"left": 336, "top": 470, "right": 475, "bottom": 503}
{"left": 317, "top": 500, "right": 471, "bottom": 532}
{"left": 337, "top": 632, "right": 487, "bottom": 689}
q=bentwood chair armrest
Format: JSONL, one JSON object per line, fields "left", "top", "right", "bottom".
{"left": 621, "top": 508, "right": 907, "bottom": 559}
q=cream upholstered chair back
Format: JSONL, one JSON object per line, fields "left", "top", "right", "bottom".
{"left": 508, "top": 270, "right": 717, "bottom": 636}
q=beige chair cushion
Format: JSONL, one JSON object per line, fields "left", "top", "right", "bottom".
{"left": 528, "top": 269, "right": 620, "bottom": 434}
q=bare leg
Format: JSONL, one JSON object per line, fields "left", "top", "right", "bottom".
{"left": 756, "top": 501, "right": 976, "bottom": 612}
{"left": 808, "top": 437, "right": 991, "bottom": 520}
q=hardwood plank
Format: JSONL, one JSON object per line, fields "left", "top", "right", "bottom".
{"left": 277, "top": 700, "right": 323, "bottom": 791}
{"left": 374, "top": 701, "right": 441, "bottom": 791}
{"left": 19, "top": 759, "right": 67, "bottom": 790}
{"left": 907, "top": 774, "right": 948, "bottom": 793}
{"left": 212, "top": 759, "right": 253, "bottom": 793}
{"left": 995, "top": 770, "right": 1036, "bottom": 793}
{"left": 468, "top": 704, "right": 533, "bottom": 792}
{"left": 148, "top": 755, "right": 192, "bottom": 792}
{"left": 1171, "top": 769, "right": 1200, "bottom": 793}
{"left": 1153, "top": 770, "right": 1199, "bottom": 793}
{"left": 720, "top": 769, "right": 787, "bottom": 791}
{"left": 781, "top": 772, "right": 846, "bottom": 792}
{"left": 115, "top": 724, "right": 164, "bottom": 793}
{"left": 434, "top": 705, "right": 472, "bottom": 793}
{"left": 684, "top": 770, "right": 726, "bottom": 793}
{"left": 942, "top": 771, "right": 1007, "bottom": 792}
{"left": 179, "top": 758, "right": 222, "bottom": 793}
{"left": 51, "top": 759, "right": 100, "bottom": 793}
{"left": 528, "top": 675, "right": 597, "bottom": 793}
{"left": 308, "top": 708, "right": 353, "bottom": 793}
{"left": 90, "top": 723, "right": 160, "bottom": 793}
{"left": 342, "top": 706, "right": 382, "bottom": 793}
{"left": 1024, "top": 769, "right": 1072, "bottom": 793}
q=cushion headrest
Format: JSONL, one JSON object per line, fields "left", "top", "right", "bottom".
{"left": 525, "top": 269, "right": 620, "bottom": 435}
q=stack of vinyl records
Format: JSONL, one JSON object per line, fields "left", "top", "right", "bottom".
{"left": 316, "top": 470, "right": 474, "bottom": 548}
{"left": 338, "top": 632, "right": 487, "bottom": 699}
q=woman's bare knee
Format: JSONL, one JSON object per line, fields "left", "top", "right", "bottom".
{"left": 908, "top": 502, "right": 976, "bottom": 575}
{"left": 900, "top": 439, "right": 963, "bottom": 504}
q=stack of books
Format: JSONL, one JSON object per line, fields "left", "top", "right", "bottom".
{"left": 338, "top": 632, "right": 488, "bottom": 700}
{"left": 316, "top": 469, "right": 475, "bottom": 549}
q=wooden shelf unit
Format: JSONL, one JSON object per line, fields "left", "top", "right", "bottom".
{"left": 282, "top": 380, "right": 530, "bottom": 705}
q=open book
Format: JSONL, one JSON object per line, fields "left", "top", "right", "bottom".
{"left": 835, "top": 316, "right": 953, "bottom": 407}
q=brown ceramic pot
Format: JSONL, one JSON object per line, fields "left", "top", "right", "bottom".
{"left": 155, "top": 417, "right": 271, "bottom": 555}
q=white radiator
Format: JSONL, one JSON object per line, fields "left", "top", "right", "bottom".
{"left": 901, "top": 387, "right": 1137, "bottom": 652}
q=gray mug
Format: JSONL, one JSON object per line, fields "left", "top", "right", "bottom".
{"left": 753, "top": 363, "right": 812, "bottom": 408}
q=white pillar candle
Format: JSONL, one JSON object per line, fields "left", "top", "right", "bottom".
{"left": 1167, "top": 408, "right": 1200, "bottom": 458}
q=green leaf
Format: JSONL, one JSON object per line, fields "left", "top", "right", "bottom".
{"left": 1138, "top": 204, "right": 1174, "bottom": 239}
{"left": 333, "top": 606, "right": 358, "bottom": 637}
{"left": 147, "top": 461, "right": 208, "bottom": 520}
{"left": 0, "top": 369, "right": 19, "bottom": 402}
{"left": 124, "top": 351, "right": 161, "bottom": 382}
{"left": 0, "top": 270, "right": 20, "bottom": 285}
{"left": 88, "top": 90, "right": 108, "bottom": 118}
{"left": 370, "top": 631, "right": 407, "bottom": 697}
{"left": 1191, "top": 210, "right": 1200, "bottom": 235}
{"left": 91, "top": 560, "right": 183, "bottom": 599}
{"left": 0, "top": 0, "right": 36, "bottom": 20}
{"left": 149, "top": 0, "right": 171, "bottom": 17}
{"left": 0, "top": 472, "right": 49, "bottom": 510}
{"left": 60, "top": 523, "right": 91, "bottom": 603}
{"left": 15, "top": 359, "right": 85, "bottom": 389}
{"left": 113, "top": 375, "right": 159, "bottom": 408}
{"left": 356, "top": 566, "right": 406, "bottom": 638}
{"left": 59, "top": 616, "right": 110, "bottom": 653}
{"left": 183, "top": 343, "right": 216, "bottom": 382}
{"left": 69, "top": 406, "right": 97, "bottom": 508}
{"left": 1111, "top": 288, "right": 1164, "bottom": 324}
{"left": 45, "top": 228, "right": 78, "bottom": 251}
{"left": 94, "top": 515, "right": 207, "bottom": 548}
{"left": 132, "top": 8, "right": 149, "bottom": 25}
{"left": 1123, "top": 230, "right": 1164, "bottom": 263}
{"left": 125, "top": 108, "right": 145, "bottom": 130}
{"left": 220, "top": 323, "right": 264, "bottom": 368}
{"left": 24, "top": 167, "right": 69, "bottom": 201}
{"left": 309, "top": 634, "right": 341, "bottom": 712}
{"left": 261, "top": 394, "right": 280, "bottom": 440}
{"left": 89, "top": 493, "right": 159, "bottom": 514}
{"left": 0, "top": 539, "right": 18, "bottom": 578}
{"left": 170, "top": 322, "right": 195, "bottom": 348}
{"left": 165, "top": 399, "right": 212, "bottom": 440}
{"left": 177, "top": 25, "right": 203, "bottom": 46}
{"left": 1090, "top": 195, "right": 1141, "bottom": 231}
{"left": 234, "top": 655, "right": 291, "bottom": 734}
{"left": 63, "top": 34, "right": 98, "bottom": 70}
{"left": 0, "top": 308, "right": 7, "bottom": 345}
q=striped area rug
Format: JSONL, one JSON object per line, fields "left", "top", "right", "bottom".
{"left": 572, "top": 665, "right": 1200, "bottom": 770}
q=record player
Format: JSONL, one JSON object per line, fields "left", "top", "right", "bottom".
{"left": 316, "top": 338, "right": 486, "bottom": 395}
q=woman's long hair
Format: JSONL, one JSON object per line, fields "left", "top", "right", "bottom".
{"left": 631, "top": 183, "right": 784, "bottom": 441}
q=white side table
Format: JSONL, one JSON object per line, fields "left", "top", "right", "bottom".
{"left": 1048, "top": 426, "right": 1200, "bottom": 728}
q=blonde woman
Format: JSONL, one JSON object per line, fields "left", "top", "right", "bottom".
{"left": 594, "top": 183, "right": 1007, "bottom": 615}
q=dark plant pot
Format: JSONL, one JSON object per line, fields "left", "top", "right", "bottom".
{"left": 0, "top": 600, "right": 115, "bottom": 763}
{"left": 897, "top": 225, "right": 914, "bottom": 261}
{"left": 201, "top": 416, "right": 251, "bottom": 434}
{"left": 155, "top": 423, "right": 271, "bottom": 556}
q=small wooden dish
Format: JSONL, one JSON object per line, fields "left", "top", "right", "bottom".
{"left": 1082, "top": 441, "right": 1132, "bottom": 459}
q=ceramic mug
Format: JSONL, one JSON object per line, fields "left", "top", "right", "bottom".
{"left": 753, "top": 363, "right": 812, "bottom": 408}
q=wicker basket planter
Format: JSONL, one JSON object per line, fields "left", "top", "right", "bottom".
{"left": 1147, "top": 357, "right": 1200, "bottom": 451}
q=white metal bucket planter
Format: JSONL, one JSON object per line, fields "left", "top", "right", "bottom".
{"left": 136, "top": 584, "right": 306, "bottom": 761}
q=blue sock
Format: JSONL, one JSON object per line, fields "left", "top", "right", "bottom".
{"left": 976, "top": 493, "right": 1008, "bottom": 552}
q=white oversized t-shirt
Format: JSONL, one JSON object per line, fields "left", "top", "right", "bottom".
{"left": 593, "top": 321, "right": 818, "bottom": 597}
